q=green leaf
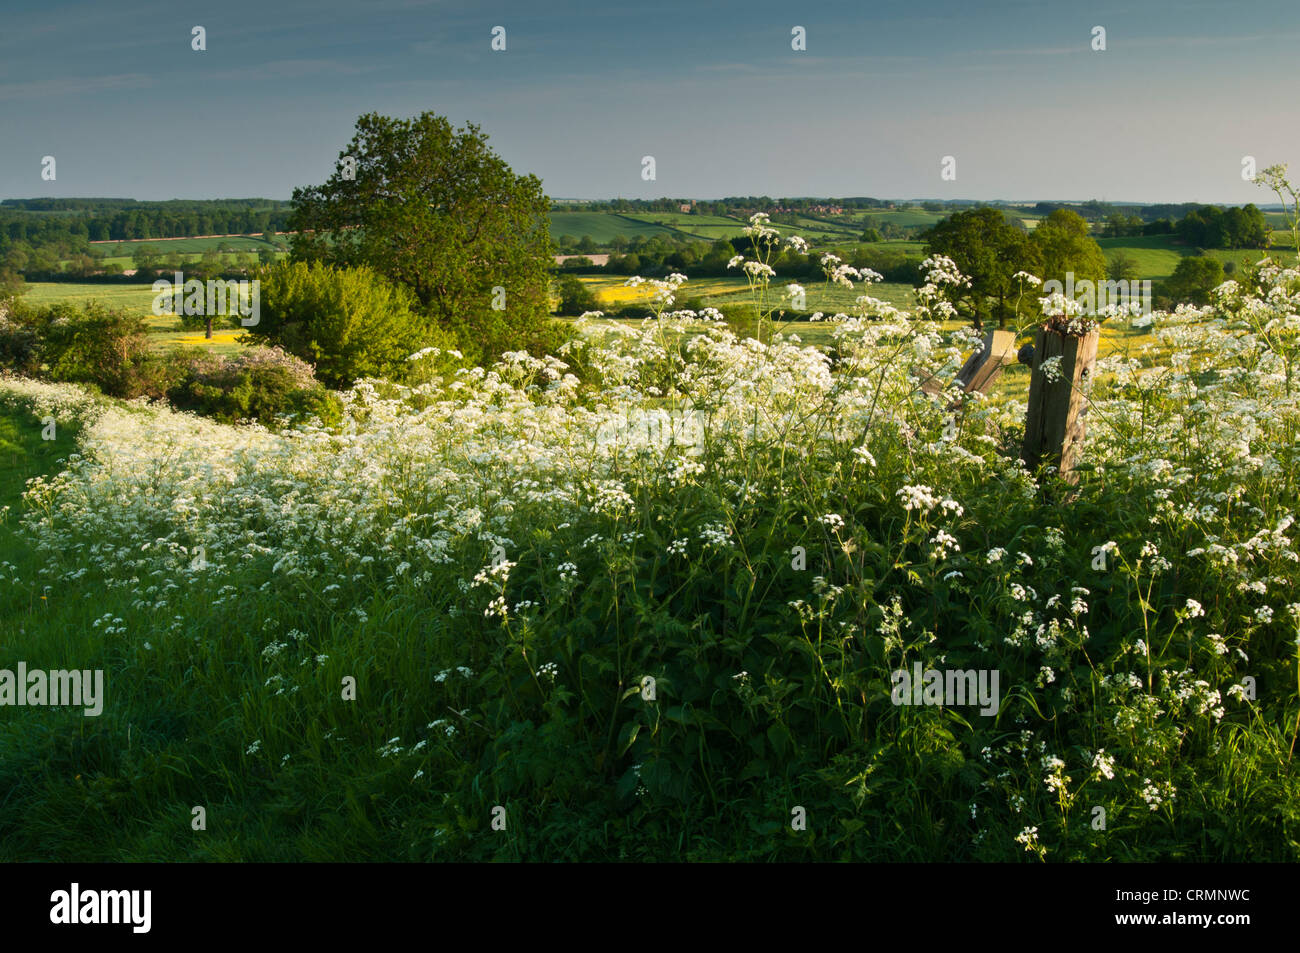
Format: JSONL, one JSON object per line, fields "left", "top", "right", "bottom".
{"left": 617, "top": 721, "right": 641, "bottom": 757}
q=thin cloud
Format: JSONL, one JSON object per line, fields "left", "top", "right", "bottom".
{"left": 202, "top": 59, "right": 377, "bottom": 83}
{"left": 0, "top": 72, "right": 153, "bottom": 101}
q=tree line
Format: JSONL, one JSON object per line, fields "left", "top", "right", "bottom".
{"left": 553, "top": 234, "right": 926, "bottom": 285}
{"left": 567, "top": 196, "right": 898, "bottom": 215}
{"left": 0, "top": 199, "right": 293, "bottom": 245}
{"left": 1100, "top": 203, "right": 1270, "bottom": 247}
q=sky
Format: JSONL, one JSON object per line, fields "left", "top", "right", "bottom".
{"left": 2, "top": 0, "right": 1297, "bottom": 205}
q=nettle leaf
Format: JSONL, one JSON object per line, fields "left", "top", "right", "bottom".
{"left": 615, "top": 766, "right": 640, "bottom": 801}
{"left": 617, "top": 720, "right": 641, "bottom": 757}
{"left": 767, "top": 724, "right": 790, "bottom": 758}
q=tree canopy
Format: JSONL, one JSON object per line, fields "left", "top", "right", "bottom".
{"left": 1176, "top": 204, "right": 1269, "bottom": 249}
{"left": 1032, "top": 209, "right": 1107, "bottom": 289}
{"left": 923, "top": 208, "right": 1041, "bottom": 327}
{"left": 1161, "top": 255, "right": 1225, "bottom": 307}
{"left": 288, "top": 111, "right": 566, "bottom": 365}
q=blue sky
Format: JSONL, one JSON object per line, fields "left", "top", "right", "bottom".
{"left": 2, "top": 0, "right": 1297, "bottom": 203}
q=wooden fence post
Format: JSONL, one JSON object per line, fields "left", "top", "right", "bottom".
{"left": 1021, "top": 325, "right": 1100, "bottom": 483}
{"left": 920, "top": 328, "right": 1017, "bottom": 404}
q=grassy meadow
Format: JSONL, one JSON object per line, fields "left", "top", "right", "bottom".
{"left": 21, "top": 283, "right": 249, "bottom": 355}
{"left": 6, "top": 203, "right": 1300, "bottom": 862}
{"left": 547, "top": 209, "right": 953, "bottom": 245}
{"left": 1097, "top": 234, "right": 1293, "bottom": 280}
{"left": 4, "top": 245, "right": 1300, "bottom": 860}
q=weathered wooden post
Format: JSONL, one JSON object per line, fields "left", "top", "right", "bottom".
{"left": 1021, "top": 321, "right": 1100, "bottom": 483}
{"left": 920, "top": 328, "right": 1017, "bottom": 404}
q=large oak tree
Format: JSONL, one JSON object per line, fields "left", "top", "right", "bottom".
{"left": 288, "top": 112, "right": 565, "bottom": 365}
{"left": 923, "top": 208, "right": 1041, "bottom": 327}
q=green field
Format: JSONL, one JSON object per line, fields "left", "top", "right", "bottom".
{"left": 549, "top": 212, "right": 681, "bottom": 243}
{"left": 1199, "top": 246, "right": 1295, "bottom": 271}
{"left": 1096, "top": 236, "right": 1188, "bottom": 280}
{"left": 19, "top": 283, "right": 247, "bottom": 354}
{"left": 632, "top": 212, "right": 747, "bottom": 229}
{"left": 873, "top": 240, "right": 928, "bottom": 255}
{"left": 22, "top": 282, "right": 161, "bottom": 311}
{"left": 856, "top": 208, "right": 950, "bottom": 228}
{"left": 549, "top": 210, "right": 941, "bottom": 245}
{"left": 1098, "top": 234, "right": 1296, "bottom": 280}
{"left": 577, "top": 275, "right": 918, "bottom": 314}
{"left": 93, "top": 236, "right": 278, "bottom": 256}
{"left": 74, "top": 236, "right": 284, "bottom": 277}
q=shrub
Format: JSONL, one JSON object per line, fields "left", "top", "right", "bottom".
{"left": 555, "top": 274, "right": 599, "bottom": 316}
{"left": 1160, "top": 255, "right": 1225, "bottom": 306}
{"left": 4, "top": 301, "right": 172, "bottom": 399}
{"left": 0, "top": 310, "right": 41, "bottom": 377}
{"left": 168, "top": 346, "right": 342, "bottom": 428}
{"left": 249, "top": 260, "right": 443, "bottom": 389}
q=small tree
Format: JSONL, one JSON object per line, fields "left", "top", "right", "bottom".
{"left": 556, "top": 274, "right": 598, "bottom": 315}
{"left": 923, "top": 207, "right": 1042, "bottom": 327}
{"left": 249, "top": 259, "right": 456, "bottom": 389}
{"left": 0, "top": 266, "right": 24, "bottom": 316}
{"left": 1033, "top": 209, "right": 1107, "bottom": 288}
{"left": 30, "top": 302, "right": 155, "bottom": 398}
{"left": 1107, "top": 252, "right": 1141, "bottom": 283}
{"left": 132, "top": 244, "right": 161, "bottom": 278}
{"left": 1161, "top": 255, "right": 1224, "bottom": 306}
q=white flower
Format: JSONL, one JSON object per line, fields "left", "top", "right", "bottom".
{"left": 1140, "top": 778, "right": 1175, "bottom": 811}
{"left": 1015, "top": 826, "right": 1039, "bottom": 850}
{"left": 930, "top": 529, "right": 960, "bottom": 557}
{"left": 897, "top": 484, "right": 938, "bottom": 511}
{"left": 1040, "top": 355, "right": 1065, "bottom": 383}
